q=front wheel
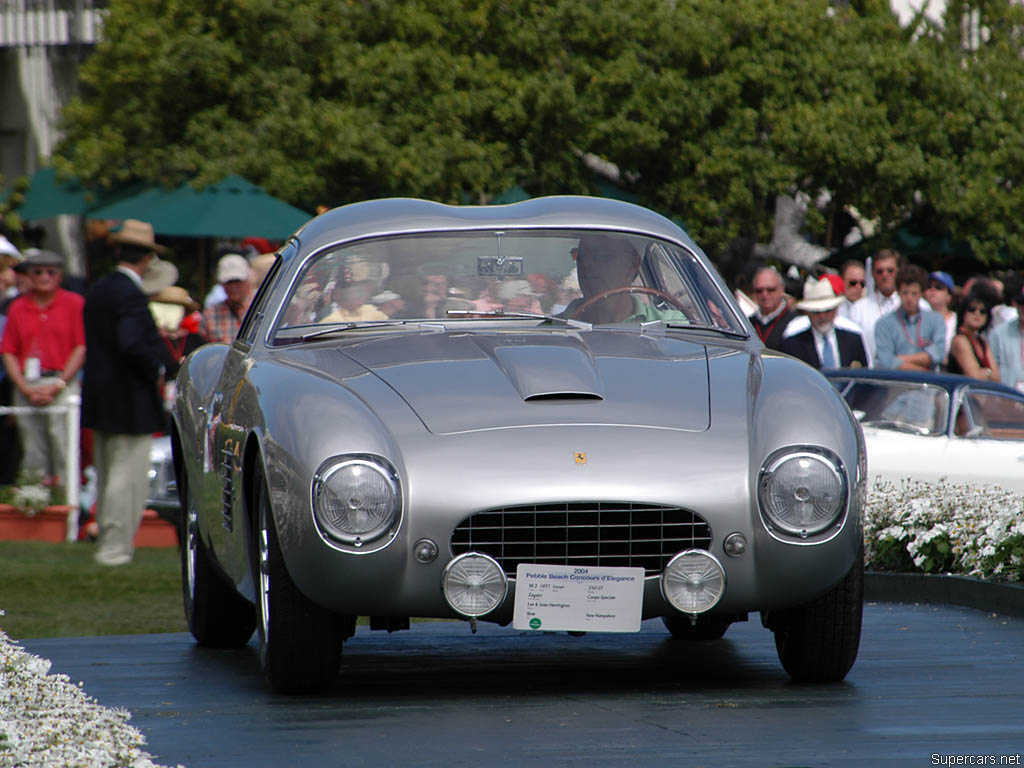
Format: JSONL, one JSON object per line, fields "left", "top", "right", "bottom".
{"left": 770, "top": 544, "right": 864, "bottom": 683}
{"left": 180, "top": 468, "right": 256, "bottom": 647}
{"left": 254, "top": 462, "right": 352, "bottom": 694}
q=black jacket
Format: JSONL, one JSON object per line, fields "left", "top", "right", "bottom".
{"left": 82, "top": 270, "right": 172, "bottom": 434}
{"left": 750, "top": 306, "right": 797, "bottom": 351}
{"left": 779, "top": 326, "right": 869, "bottom": 370}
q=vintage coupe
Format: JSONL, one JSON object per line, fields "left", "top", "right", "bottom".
{"left": 826, "top": 369, "right": 1024, "bottom": 493}
{"left": 172, "top": 197, "right": 866, "bottom": 692}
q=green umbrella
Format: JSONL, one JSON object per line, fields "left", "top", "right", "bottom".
{"left": 12, "top": 167, "right": 144, "bottom": 220}
{"left": 87, "top": 174, "right": 311, "bottom": 240}
{"left": 80, "top": 184, "right": 176, "bottom": 223}
{"left": 488, "top": 185, "right": 531, "bottom": 205}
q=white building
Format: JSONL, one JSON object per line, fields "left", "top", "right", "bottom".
{"left": 1, "top": 0, "right": 103, "bottom": 267}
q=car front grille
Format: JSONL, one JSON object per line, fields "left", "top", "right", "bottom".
{"left": 450, "top": 502, "right": 712, "bottom": 577}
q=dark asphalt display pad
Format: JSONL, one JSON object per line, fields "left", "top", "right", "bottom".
{"left": 23, "top": 603, "right": 1024, "bottom": 767}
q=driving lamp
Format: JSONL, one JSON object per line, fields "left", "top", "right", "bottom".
{"left": 661, "top": 549, "right": 726, "bottom": 615}
{"left": 442, "top": 552, "right": 507, "bottom": 618}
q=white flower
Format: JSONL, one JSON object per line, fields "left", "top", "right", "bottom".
{"left": 865, "top": 478, "right": 1024, "bottom": 580}
{"left": 0, "top": 627, "right": 184, "bottom": 768}
{"left": 12, "top": 483, "right": 51, "bottom": 515}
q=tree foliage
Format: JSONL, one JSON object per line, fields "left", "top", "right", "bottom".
{"left": 55, "top": 0, "right": 1024, "bottom": 267}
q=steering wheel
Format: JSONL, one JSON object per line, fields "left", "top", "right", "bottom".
{"left": 570, "top": 285, "right": 687, "bottom": 319}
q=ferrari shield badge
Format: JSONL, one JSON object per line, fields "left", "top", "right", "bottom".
{"left": 574, "top": 451, "right": 587, "bottom": 465}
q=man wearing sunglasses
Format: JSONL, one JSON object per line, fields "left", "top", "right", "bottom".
{"left": 837, "top": 259, "right": 866, "bottom": 323}
{"left": 0, "top": 248, "right": 85, "bottom": 484}
{"left": 848, "top": 249, "right": 926, "bottom": 361}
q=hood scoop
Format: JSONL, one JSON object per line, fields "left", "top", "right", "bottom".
{"left": 524, "top": 392, "right": 604, "bottom": 403}
{"left": 337, "top": 329, "right": 711, "bottom": 434}
{"left": 473, "top": 336, "right": 605, "bottom": 402}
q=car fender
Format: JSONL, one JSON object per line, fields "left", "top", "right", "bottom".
{"left": 747, "top": 353, "right": 865, "bottom": 602}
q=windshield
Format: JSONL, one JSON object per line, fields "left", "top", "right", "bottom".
{"left": 272, "top": 229, "right": 743, "bottom": 341}
{"left": 833, "top": 379, "right": 949, "bottom": 436}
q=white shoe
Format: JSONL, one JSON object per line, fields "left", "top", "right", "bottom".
{"left": 94, "top": 551, "right": 133, "bottom": 566}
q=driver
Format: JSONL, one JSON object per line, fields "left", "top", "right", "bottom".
{"left": 561, "top": 234, "right": 687, "bottom": 323}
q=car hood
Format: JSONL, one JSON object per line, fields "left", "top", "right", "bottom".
{"left": 335, "top": 329, "right": 713, "bottom": 435}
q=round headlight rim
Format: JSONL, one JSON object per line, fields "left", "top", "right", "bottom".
{"left": 757, "top": 446, "right": 848, "bottom": 539}
{"left": 311, "top": 454, "right": 402, "bottom": 547}
{"left": 441, "top": 551, "right": 508, "bottom": 619}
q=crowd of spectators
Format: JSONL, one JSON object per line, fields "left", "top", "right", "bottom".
{"left": 738, "top": 249, "right": 1024, "bottom": 395}
{"left": 0, "top": 222, "right": 277, "bottom": 565}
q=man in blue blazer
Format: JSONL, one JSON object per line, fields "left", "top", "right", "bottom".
{"left": 82, "top": 219, "right": 178, "bottom": 566}
{"left": 780, "top": 277, "right": 870, "bottom": 370}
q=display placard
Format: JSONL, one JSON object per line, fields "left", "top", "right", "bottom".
{"left": 512, "top": 563, "right": 645, "bottom": 632}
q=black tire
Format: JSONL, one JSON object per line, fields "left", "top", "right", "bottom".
{"left": 253, "top": 462, "right": 349, "bottom": 694}
{"left": 662, "top": 613, "right": 732, "bottom": 641}
{"left": 180, "top": 469, "right": 256, "bottom": 647}
{"left": 771, "top": 544, "right": 864, "bottom": 683}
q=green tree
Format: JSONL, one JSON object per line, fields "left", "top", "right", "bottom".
{"left": 55, "top": 0, "right": 1024, "bottom": 269}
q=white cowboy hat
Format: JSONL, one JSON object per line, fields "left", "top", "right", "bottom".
{"left": 796, "top": 277, "right": 844, "bottom": 312}
{"left": 141, "top": 256, "right": 179, "bottom": 296}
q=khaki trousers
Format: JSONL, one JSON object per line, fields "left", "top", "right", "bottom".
{"left": 93, "top": 431, "right": 152, "bottom": 565}
{"left": 13, "top": 377, "right": 79, "bottom": 481}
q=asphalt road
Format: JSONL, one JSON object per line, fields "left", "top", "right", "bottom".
{"left": 23, "top": 601, "right": 1024, "bottom": 768}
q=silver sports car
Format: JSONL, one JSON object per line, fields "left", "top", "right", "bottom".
{"left": 172, "top": 196, "right": 866, "bottom": 693}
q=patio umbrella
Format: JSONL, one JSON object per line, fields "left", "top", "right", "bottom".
{"left": 11, "top": 167, "right": 145, "bottom": 220}
{"left": 86, "top": 174, "right": 312, "bottom": 240}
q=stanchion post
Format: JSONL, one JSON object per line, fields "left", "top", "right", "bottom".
{"left": 64, "top": 393, "right": 81, "bottom": 542}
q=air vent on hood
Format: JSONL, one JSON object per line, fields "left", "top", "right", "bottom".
{"left": 524, "top": 392, "right": 604, "bottom": 403}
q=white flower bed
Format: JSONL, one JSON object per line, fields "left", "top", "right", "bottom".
{"left": 865, "top": 479, "right": 1024, "bottom": 581}
{"left": 0, "top": 621, "right": 181, "bottom": 768}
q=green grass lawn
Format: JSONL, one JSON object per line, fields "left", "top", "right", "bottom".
{"left": 0, "top": 540, "right": 188, "bottom": 639}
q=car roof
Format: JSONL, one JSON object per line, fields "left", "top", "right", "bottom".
{"left": 292, "top": 196, "right": 700, "bottom": 256}
{"left": 825, "top": 367, "right": 1022, "bottom": 398}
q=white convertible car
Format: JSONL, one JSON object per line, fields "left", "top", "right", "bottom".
{"left": 826, "top": 369, "right": 1024, "bottom": 493}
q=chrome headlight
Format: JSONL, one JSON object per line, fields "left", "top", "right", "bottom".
{"left": 758, "top": 448, "right": 847, "bottom": 538}
{"left": 312, "top": 456, "right": 400, "bottom": 546}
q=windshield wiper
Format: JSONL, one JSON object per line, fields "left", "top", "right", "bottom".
{"left": 446, "top": 309, "right": 592, "bottom": 330}
{"left": 660, "top": 321, "right": 748, "bottom": 339}
{"left": 299, "top": 320, "right": 441, "bottom": 343}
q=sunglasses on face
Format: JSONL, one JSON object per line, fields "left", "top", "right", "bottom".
{"left": 28, "top": 267, "right": 59, "bottom": 277}
{"left": 845, "top": 279, "right": 865, "bottom": 287}
{"left": 965, "top": 306, "right": 987, "bottom": 315}
{"left": 753, "top": 286, "right": 781, "bottom": 294}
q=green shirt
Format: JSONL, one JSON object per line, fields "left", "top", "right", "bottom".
{"left": 625, "top": 295, "right": 688, "bottom": 323}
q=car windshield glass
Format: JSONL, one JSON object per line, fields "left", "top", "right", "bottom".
{"left": 837, "top": 379, "right": 949, "bottom": 436}
{"left": 272, "top": 229, "right": 744, "bottom": 341}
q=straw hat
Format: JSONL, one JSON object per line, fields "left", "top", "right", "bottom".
{"left": 151, "top": 285, "right": 199, "bottom": 313}
{"left": 109, "top": 219, "right": 169, "bottom": 255}
{"left": 795, "top": 277, "right": 844, "bottom": 312}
